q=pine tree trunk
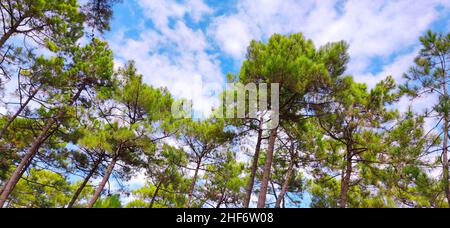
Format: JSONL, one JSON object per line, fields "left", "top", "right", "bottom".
{"left": 257, "top": 127, "right": 278, "bottom": 208}
{"left": 0, "top": 155, "right": 32, "bottom": 197}
{"left": 186, "top": 161, "right": 201, "bottom": 208}
{"left": 442, "top": 68, "right": 450, "bottom": 207}
{"left": 67, "top": 155, "right": 103, "bottom": 208}
{"left": 149, "top": 180, "right": 163, "bottom": 208}
{"left": 0, "top": 182, "right": 5, "bottom": 196}
{"left": 215, "top": 196, "right": 224, "bottom": 208}
{"left": 0, "top": 84, "right": 86, "bottom": 208}
{"left": 87, "top": 150, "right": 120, "bottom": 208}
{"left": 339, "top": 146, "right": 353, "bottom": 208}
{"left": 0, "top": 87, "right": 40, "bottom": 139}
{"left": 243, "top": 118, "right": 263, "bottom": 208}
{"left": 443, "top": 123, "right": 450, "bottom": 207}
{"left": 275, "top": 159, "right": 294, "bottom": 208}
{"left": 443, "top": 113, "right": 450, "bottom": 206}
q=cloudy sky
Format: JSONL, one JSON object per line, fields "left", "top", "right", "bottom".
{"left": 105, "top": 0, "right": 450, "bottom": 116}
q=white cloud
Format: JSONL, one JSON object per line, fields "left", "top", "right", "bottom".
{"left": 353, "top": 50, "right": 418, "bottom": 89}
{"left": 209, "top": 16, "right": 253, "bottom": 59}
{"left": 187, "top": 0, "right": 214, "bottom": 22}
{"left": 209, "top": 0, "right": 450, "bottom": 74}
{"left": 111, "top": 0, "right": 222, "bottom": 117}
{"left": 137, "top": 0, "right": 213, "bottom": 27}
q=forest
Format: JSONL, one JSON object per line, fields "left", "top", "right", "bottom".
{"left": 0, "top": 0, "right": 450, "bottom": 208}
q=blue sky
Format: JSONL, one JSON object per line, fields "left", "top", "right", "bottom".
{"left": 103, "top": 0, "right": 450, "bottom": 118}
{"left": 88, "top": 0, "right": 450, "bottom": 206}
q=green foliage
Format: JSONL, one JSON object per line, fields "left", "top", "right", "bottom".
{"left": 1, "top": 0, "right": 85, "bottom": 45}
{"left": 93, "top": 194, "right": 122, "bottom": 208}
{"left": 239, "top": 33, "right": 348, "bottom": 119}
{"left": 8, "top": 169, "right": 73, "bottom": 208}
{"left": 81, "top": 0, "right": 122, "bottom": 33}
{"left": 400, "top": 30, "right": 450, "bottom": 207}
{"left": 202, "top": 152, "right": 246, "bottom": 207}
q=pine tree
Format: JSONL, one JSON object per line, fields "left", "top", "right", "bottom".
{"left": 126, "top": 144, "right": 189, "bottom": 208}
{"left": 239, "top": 33, "right": 349, "bottom": 208}
{"left": 401, "top": 30, "right": 450, "bottom": 207}
{"left": 80, "top": 62, "right": 173, "bottom": 207}
{"left": 375, "top": 109, "right": 441, "bottom": 207}
{"left": 178, "top": 118, "right": 235, "bottom": 208}
{"left": 315, "top": 76, "right": 398, "bottom": 208}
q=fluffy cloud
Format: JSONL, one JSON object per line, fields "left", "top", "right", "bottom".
{"left": 209, "top": 16, "right": 253, "bottom": 59}
{"left": 110, "top": 0, "right": 222, "bottom": 117}
{"left": 137, "top": 0, "right": 213, "bottom": 27}
{"left": 209, "top": 0, "right": 450, "bottom": 74}
{"left": 353, "top": 50, "right": 418, "bottom": 88}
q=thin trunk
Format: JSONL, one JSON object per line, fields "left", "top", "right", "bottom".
{"left": 87, "top": 150, "right": 120, "bottom": 208}
{"left": 0, "top": 84, "right": 86, "bottom": 208}
{"left": 149, "top": 180, "right": 163, "bottom": 208}
{"left": 339, "top": 146, "right": 353, "bottom": 208}
{"left": 257, "top": 127, "right": 278, "bottom": 208}
{"left": 216, "top": 201, "right": 222, "bottom": 209}
{"left": 0, "top": 182, "right": 5, "bottom": 196}
{"left": 67, "top": 155, "right": 103, "bottom": 208}
{"left": 443, "top": 122, "right": 450, "bottom": 207}
{"left": 215, "top": 192, "right": 225, "bottom": 209}
{"left": 0, "top": 154, "right": 32, "bottom": 196}
{"left": 443, "top": 72, "right": 450, "bottom": 207}
{"left": 186, "top": 160, "right": 201, "bottom": 208}
{"left": 0, "top": 87, "right": 40, "bottom": 139}
{"left": 243, "top": 118, "right": 263, "bottom": 208}
{"left": 275, "top": 159, "right": 295, "bottom": 208}
{"left": 270, "top": 180, "right": 277, "bottom": 203}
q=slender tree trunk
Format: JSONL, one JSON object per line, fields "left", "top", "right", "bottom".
{"left": 67, "top": 155, "right": 103, "bottom": 208}
{"left": 216, "top": 201, "right": 222, "bottom": 209}
{"left": 442, "top": 80, "right": 450, "bottom": 207}
{"left": 443, "top": 97, "right": 450, "bottom": 206}
{"left": 339, "top": 146, "right": 353, "bottom": 208}
{"left": 441, "top": 65, "right": 450, "bottom": 207}
{"left": 186, "top": 160, "right": 201, "bottom": 208}
{"left": 243, "top": 118, "right": 263, "bottom": 208}
{"left": 87, "top": 150, "right": 120, "bottom": 208}
{"left": 257, "top": 127, "right": 278, "bottom": 208}
{"left": 270, "top": 180, "right": 277, "bottom": 202}
{"left": 444, "top": 121, "right": 450, "bottom": 207}
{"left": 275, "top": 159, "right": 295, "bottom": 208}
{"left": 0, "top": 154, "right": 32, "bottom": 196}
{"left": 149, "top": 180, "right": 163, "bottom": 208}
{"left": 0, "top": 84, "right": 86, "bottom": 208}
{"left": 0, "top": 182, "right": 5, "bottom": 196}
{"left": 0, "top": 87, "right": 40, "bottom": 139}
{"left": 215, "top": 192, "right": 226, "bottom": 208}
